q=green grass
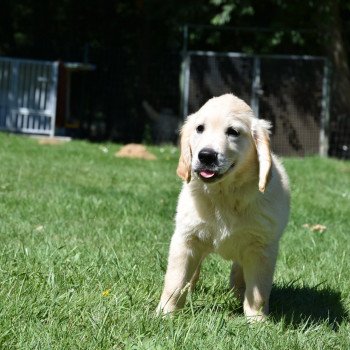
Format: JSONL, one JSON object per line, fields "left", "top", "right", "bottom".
{"left": 0, "top": 132, "right": 349, "bottom": 349}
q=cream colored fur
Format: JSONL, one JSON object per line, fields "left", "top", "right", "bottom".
{"left": 158, "top": 94, "right": 290, "bottom": 322}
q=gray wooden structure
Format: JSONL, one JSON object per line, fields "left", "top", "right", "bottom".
{"left": 0, "top": 57, "right": 59, "bottom": 136}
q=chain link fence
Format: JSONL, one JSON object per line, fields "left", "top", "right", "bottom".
{"left": 1, "top": 44, "right": 349, "bottom": 158}
{"left": 182, "top": 51, "right": 332, "bottom": 157}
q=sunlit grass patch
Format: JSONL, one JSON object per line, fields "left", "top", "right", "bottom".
{"left": 0, "top": 132, "right": 349, "bottom": 349}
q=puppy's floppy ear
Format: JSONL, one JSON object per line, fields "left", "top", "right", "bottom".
{"left": 177, "top": 120, "right": 192, "bottom": 182}
{"left": 251, "top": 119, "right": 272, "bottom": 193}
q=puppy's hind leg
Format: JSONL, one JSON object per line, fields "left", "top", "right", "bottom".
{"left": 229, "top": 262, "right": 245, "bottom": 301}
{"left": 189, "top": 252, "right": 209, "bottom": 292}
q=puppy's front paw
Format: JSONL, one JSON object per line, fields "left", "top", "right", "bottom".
{"left": 156, "top": 301, "right": 177, "bottom": 316}
{"left": 243, "top": 300, "right": 268, "bottom": 323}
{"left": 246, "top": 313, "right": 267, "bottom": 323}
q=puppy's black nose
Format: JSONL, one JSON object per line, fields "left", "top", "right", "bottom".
{"left": 198, "top": 148, "right": 218, "bottom": 166}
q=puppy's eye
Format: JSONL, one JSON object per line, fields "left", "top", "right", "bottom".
{"left": 226, "top": 127, "right": 240, "bottom": 137}
{"left": 196, "top": 124, "right": 205, "bottom": 134}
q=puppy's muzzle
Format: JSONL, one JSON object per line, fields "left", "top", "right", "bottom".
{"left": 198, "top": 148, "right": 218, "bottom": 166}
{"left": 196, "top": 148, "right": 221, "bottom": 182}
{"left": 196, "top": 148, "right": 235, "bottom": 182}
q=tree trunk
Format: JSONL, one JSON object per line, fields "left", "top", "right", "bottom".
{"left": 326, "top": 0, "right": 350, "bottom": 116}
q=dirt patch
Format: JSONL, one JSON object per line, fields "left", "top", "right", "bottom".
{"left": 115, "top": 144, "right": 157, "bottom": 160}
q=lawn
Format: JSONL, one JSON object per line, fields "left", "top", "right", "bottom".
{"left": 0, "top": 132, "right": 349, "bottom": 349}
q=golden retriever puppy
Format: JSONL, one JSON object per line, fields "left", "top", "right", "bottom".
{"left": 157, "top": 94, "right": 290, "bottom": 321}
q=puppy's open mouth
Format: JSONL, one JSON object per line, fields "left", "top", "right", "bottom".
{"left": 198, "top": 169, "right": 221, "bottom": 182}
{"left": 196, "top": 163, "right": 235, "bottom": 183}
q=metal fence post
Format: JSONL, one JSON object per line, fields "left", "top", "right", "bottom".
{"left": 182, "top": 53, "right": 191, "bottom": 120}
{"left": 319, "top": 59, "right": 331, "bottom": 157}
{"left": 179, "top": 25, "right": 189, "bottom": 121}
{"left": 251, "top": 57, "right": 261, "bottom": 118}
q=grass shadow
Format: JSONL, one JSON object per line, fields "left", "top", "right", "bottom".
{"left": 270, "top": 281, "right": 349, "bottom": 330}
{"left": 187, "top": 281, "right": 348, "bottom": 331}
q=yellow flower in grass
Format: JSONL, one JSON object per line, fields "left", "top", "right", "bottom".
{"left": 102, "top": 289, "right": 111, "bottom": 297}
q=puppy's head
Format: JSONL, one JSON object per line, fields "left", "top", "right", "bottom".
{"left": 177, "top": 94, "right": 272, "bottom": 193}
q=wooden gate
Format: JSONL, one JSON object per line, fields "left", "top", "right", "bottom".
{"left": 0, "top": 57, "right": 59, "bottom": 136}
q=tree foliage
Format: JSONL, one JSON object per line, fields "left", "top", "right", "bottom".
{"left": 1, "top": 0, "right": 350, "bottom": 139}
{"left": 209, "top": 0, "right": 350, "bottom": 114}
{"left": 1, "top": 0, "right": 350, "bottom": 60}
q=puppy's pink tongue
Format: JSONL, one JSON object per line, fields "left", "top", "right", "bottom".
{"left": 200, "top": 170, "right": 215, "bottom": 178}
